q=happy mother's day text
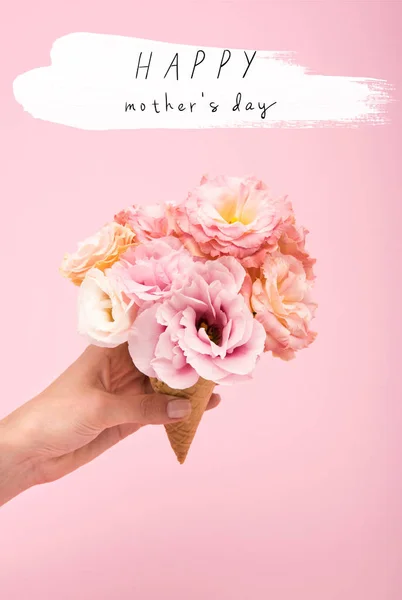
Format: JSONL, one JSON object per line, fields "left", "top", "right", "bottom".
{"left": 123, "top": 49, "right": 277, "bottom": 120}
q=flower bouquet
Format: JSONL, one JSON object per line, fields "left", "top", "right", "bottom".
{"left": 61, "top": 175, "right": 317, "bottom": 463}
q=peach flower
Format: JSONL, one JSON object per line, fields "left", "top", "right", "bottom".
{"left": 60, "top": 222, "right": 136, "bottom": 286}
{"left": 172, "top": 175, "right": 292, "bottom": 260}
{"left": 251, "top": 253, "right": 317, "bottom": 360}
{"left": 278, "top": 220, "right": 316, "bottom": 281}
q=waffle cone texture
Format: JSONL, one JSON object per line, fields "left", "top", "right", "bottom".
{"left": 150, "top": 377, "right": 216, "bottom": 464}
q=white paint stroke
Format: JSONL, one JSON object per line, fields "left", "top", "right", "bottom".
{"left": 13, "top": 32, "right": 392, "bottom": 130}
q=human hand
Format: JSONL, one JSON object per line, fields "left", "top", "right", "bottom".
{"left": 0, "top": 344, "right": 220, "bottom": 506}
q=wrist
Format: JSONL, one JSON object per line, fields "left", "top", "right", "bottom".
{"left": 0, "top": 417, "right": 36, "bottom": 507}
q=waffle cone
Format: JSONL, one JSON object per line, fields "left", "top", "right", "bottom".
{"left": 150, "top": 377, "right": 216, "bottom": 464}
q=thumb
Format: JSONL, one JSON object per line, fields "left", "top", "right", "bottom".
{"left": 98, "top": 391, "right": 192, "bottom": 427}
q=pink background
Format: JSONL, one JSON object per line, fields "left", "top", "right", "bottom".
{"left": 0, "top": 1, "right": 401, "bottom": 598}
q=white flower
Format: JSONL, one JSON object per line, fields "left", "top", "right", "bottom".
{"left": 78, "top": 268, "right": 137, "bottom": 347}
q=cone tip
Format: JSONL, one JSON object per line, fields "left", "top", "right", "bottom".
{"left": 176, "top": 452, "right": 187, "bottom": 464}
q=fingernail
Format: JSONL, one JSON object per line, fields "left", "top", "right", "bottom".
{"left": 167, "top": 399, "right": 192, "bottom": 419}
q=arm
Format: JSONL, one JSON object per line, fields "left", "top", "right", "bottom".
{"left": 0, "top": 344, "right": 220, "bottom": 507}
{"left": 0, "top": 425, "right": 35, "bottom": 506}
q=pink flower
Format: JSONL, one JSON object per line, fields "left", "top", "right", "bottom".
{"left": 172, "top": 175, "right": 292, "bottom": 260}
{"left": 128, "top": 257, "right": 266, "bottom": 388}
{"left": 108, "top": 236, "right": 194, "bottom": 306}
{"left": 115, "top": 203, "right": 173, "bottom": 242}
{"left": 251, "top": 253, "right": 317, "bottom": 360}
{"left": 278, "top": 220, "right": 316, "bottom": 281}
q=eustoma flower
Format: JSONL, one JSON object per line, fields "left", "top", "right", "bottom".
{"left": 251, "top": 253, "right": 317, "bottom": 360}
{"left": 108, "top": 236, "right": 194, "bottom": 306}
{"left": 128, "top": 257, "right": 266, "bottom": 388}
{"left": 278, "top": 219, "right": 316, "bottom": 281}
{"left": 60, "top": 222, "right": 135, "bottom": 286}
{"left": 62, "top": 174, "right": 318, "bottom": 464}
{"left": 172, "top": 175, "right": 292, "bottom": 261}
{"left": 78, "top": 268, "right": 137, "bottom": 347}
{"left": 115, "top": 203, "right": 173, "bottom": 242}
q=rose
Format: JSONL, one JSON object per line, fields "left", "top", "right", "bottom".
{"left": 108, "top": 236, "right": 194, "bottom": 306}
{"left": 115, "top": 203, "right": 173, "bottom": 243}
{"left": 78, "top": 268, "right": 137, "bottom": 347}
{"left": 251, "top": 253, "right": 317, "bottom": 360}
{"left": 60, "top": 222, "right": 136, "bottom": 286}
{"left": 128, "top": 257, "right": 266, "bottom": 389}
{"left": 171, "top": 175, "right": 292, "bottom": 260}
